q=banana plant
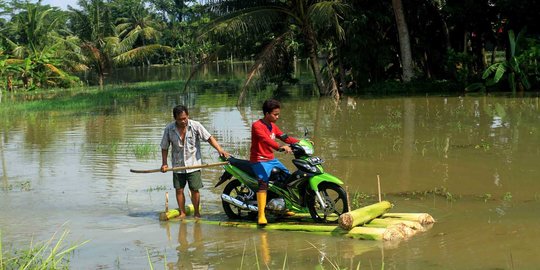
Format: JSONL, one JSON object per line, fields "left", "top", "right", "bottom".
{"left": 482, "top": 29, "right": 532, "bottom": 93}
{"left": 199, "top": 0, "right": 349, "bottom": 104}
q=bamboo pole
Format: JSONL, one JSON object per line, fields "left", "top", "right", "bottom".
{"left": 338, "top": 201, "right": 393, "bottom": 230}
{"left": 130, "top": 161, "right": 229, "bottom": 173}
{"left": 165, "top": 192, "right": 169, "bottom": 212}
{"left": 377, "top": 175, "right": 382, "bottom": 202}
{"left": 345, "top": 186, "right": 351, "bottom": 212}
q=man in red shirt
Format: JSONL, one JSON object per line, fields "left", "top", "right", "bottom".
{"left": 250, "top": 99, "right": 299, "bottom": 225}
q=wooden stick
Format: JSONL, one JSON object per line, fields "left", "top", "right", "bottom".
{"left": 377, "top": 174, "right": 382, "bottom": 202}
{"left": 345, "top": 186, "right": 351, "bottom": 212}
{"left": 165, "top": 192, "right": 169, "bottom": 212}
{"left": 130, "top": 161, "right": 229, "bottom": 173}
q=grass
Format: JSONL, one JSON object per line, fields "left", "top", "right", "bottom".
{"left": 0, "top": 80, "right": 187, "bottom": 115}
{"left": 1, "top": 181, "right": 31, "bottom": 192}
{"left": 144, "top": 185, "right": 169, "bottom": 192}
{"left": 130, "top": 142, "right": 157, "bottom": 159}
{"left": 93, "top": 141, "right": 158, "bottom": 160}
{"left": 95, "top": 141, "right": 120, "bottom": 154}
{"left": 0, "top": 78, "right": 242, "bottom": 117}
{"left": 0, "top": 229, "right": 88, "bottom": 270}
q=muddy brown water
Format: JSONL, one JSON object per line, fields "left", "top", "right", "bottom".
{"left": 1, "top": 91, "right": 540, "bottom": 269}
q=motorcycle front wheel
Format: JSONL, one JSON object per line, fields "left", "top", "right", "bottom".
{"left": 307, "top": 182, "right": 349, "bottom": 223}
{"left": 222, "top": 179, "right": 257, "bottom": 220}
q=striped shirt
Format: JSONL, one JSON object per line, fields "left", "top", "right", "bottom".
{"left": 160, "top": 119, "right": 212, "bottom": 173}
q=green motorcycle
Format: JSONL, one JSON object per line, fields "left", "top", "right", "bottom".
{"left": 215, "top": 139, "right": 349, "bottom": 223}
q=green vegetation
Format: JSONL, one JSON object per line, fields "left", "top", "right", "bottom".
{"left": 0, "top": 230, "right": 87, "bottom": 269}
{"left": 503, "top": 192, "right": 513, "bottom": 202}
{"left": 93, "top": 140, "right": 159, "bottom": 160}
{"left": 144, "top": 185, "right": 168, "bottom": 192}
{"left": 1, "top": 180, "right": 31, "bottom": 192}
{"left": 130, "top": 142, "right": 157, "bottom": 159}
{"left": 1, "top": 0, "right": 539, "bottom": 99}
{"left": 0, "top": 80, "right": 186, "bottom": 115}
{"left": 350, "top": 191, "right": 374, "bottom": 210}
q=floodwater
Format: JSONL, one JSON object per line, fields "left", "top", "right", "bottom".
{"left": 1, "top": 85, "right": 540, "bottom": 269}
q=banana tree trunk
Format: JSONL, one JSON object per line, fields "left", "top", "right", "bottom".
{"left": 381, "top": 213, "right": 436, "bottom": 225}
{"left": 217, "top": 221, "right": 405, "bottom": 241}
{"left": 338, "top": 201, "right": 393, "bottom": 230}
{"left": 392, "top": 0, "right": 414, "bottom": 82}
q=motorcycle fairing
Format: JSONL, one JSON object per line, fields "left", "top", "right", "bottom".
{"left": 308, "top": 173, "right": 344, "bottom": 191}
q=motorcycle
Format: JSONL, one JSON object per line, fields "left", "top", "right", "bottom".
{"left": 215, "top": 139, "right": 349, "bottom": 223}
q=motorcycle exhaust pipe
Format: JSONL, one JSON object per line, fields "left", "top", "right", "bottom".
{"left": 221, "top": 194, "right": 258, "bottom": 212}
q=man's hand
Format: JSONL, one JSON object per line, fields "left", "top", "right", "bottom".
{"left": 279, "top": 145, "right": 293, "bottom": 154}
{"left": 218, "top": 150, "right": 230, "bottom": 159}
{"left": 160, "top": 164, "right": 168, "bottom": 173}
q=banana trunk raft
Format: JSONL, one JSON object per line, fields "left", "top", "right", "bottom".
{"left": 160, "top": 201, "right": 435, "bottom": 241}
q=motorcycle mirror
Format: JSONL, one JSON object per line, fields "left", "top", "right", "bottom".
{"left": 303, "top": 128, "right": 309, "bottom": 137}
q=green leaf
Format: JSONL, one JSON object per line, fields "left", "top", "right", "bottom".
{"left": 493, "top": 63, "right": 507, "bottom": 83}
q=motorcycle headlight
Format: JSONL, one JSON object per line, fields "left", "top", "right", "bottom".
{"left": 302, "top": 145, "right": 314, "bottom": 155}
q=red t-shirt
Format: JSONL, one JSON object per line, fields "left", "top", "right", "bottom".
{"left": 250, "top": 119, "right": 299, "bottom": 162}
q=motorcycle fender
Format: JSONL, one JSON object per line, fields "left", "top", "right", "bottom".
{"left": 308, "top": 173, "right": 344, "bottom": 191}
{"left": 214, "top": 170, "right": 233, "bottom": 188}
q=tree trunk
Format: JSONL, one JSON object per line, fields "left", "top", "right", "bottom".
{"left": 98, "top": 73, "right": 104, "bottom": 89}
{"left": 392, "top": 0, "right": 414, "bottom": 82}
{"left": 303, "top": 24, "right": 327, "bottom": 95}
{"left": 7, "top": 76, "right": 12, "bottom": 92}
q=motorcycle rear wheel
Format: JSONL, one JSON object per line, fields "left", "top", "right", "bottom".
{"left": 222, "top": 179, "right": 257, "bottom": 220}
{"left": 307, "top": 182, "right": 349, "bottom": 223}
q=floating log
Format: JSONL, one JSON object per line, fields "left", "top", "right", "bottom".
{"left": 338, "top": 201, "right": 393, "bottom": 230}
{"left": 159, "top": 207, "right": 434, "bottom": 241}
{"left": 365, "top": 218, "right": 424, "bottom": 231}
{"left": 216, "top": 221, "right": 405, "bottom": 241}
{"left": 380, "top": 213, "right": 435, "bottom": 225}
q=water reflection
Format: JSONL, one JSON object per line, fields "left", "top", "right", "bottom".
{"left": 1, "top": 137, "right": 7, "bottom": 190}
{"left": 173, "top": 221, "right": 206, "bottom": 270}
{"left": 2, "top": 90, "right": 540, "bottom": 269}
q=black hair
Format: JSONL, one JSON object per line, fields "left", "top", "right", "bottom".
{"left": 173, "top": 105, "right": 189, "bottom": 118}
{"left": 262, "top": 99, "right": 281, "bottom": 115}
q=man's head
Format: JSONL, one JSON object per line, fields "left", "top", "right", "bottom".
{"left": 262, "top": 99, "right": 281, "bottom": 123}
{"left": 173, "top": 105, "right": 189, "bottom": 128}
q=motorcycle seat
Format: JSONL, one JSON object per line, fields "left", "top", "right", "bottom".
{"left": 227, "top": 156, "right": 257, "bottom": 178}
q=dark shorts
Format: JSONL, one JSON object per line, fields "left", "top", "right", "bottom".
{"left": 173, "top": 171, "right": 203, "bottom": 190}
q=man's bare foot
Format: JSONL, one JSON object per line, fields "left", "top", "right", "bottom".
{"left": 179, "top": 213, "right": 186, "bottom": 219}
{"left": 194, "top": 214, "right": 201, "bottom": 220}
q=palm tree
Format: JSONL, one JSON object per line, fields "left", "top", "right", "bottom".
{"left": 68, "top": 0, "right": 115, "bottom": 87}
{"left": 1, "top": 3, "right": 82, "bottom": 89}
{"left": 114, "top": 0, "right": 163, "bottom": 65}
{"left": 391, "top": 0, "right": 414, "bottom": 82}
{"left": 201, "top": 0, "right": 348, "bottom": 104}
{"left": 69, "top": 0, "right": 172, "bottom": 87}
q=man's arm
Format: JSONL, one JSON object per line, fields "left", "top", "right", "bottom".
{"left": 208, "top": 136, "right": 230, "bottom": 158}
{"left": 275, "top": 125, "right": 299, "bottom": 144}
{"left": 161, "top": 149, "right": 168, "bottom": 172}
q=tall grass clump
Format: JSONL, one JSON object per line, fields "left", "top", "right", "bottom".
{"left": 0, "top": 230, "right": 88, "bottom": 270}
{"left": 131, "top": 142, "right": 156, "bottom": 159}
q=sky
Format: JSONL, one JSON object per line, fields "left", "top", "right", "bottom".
{"left": 41, "top": 0, "right": 80, "bottom": 10}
